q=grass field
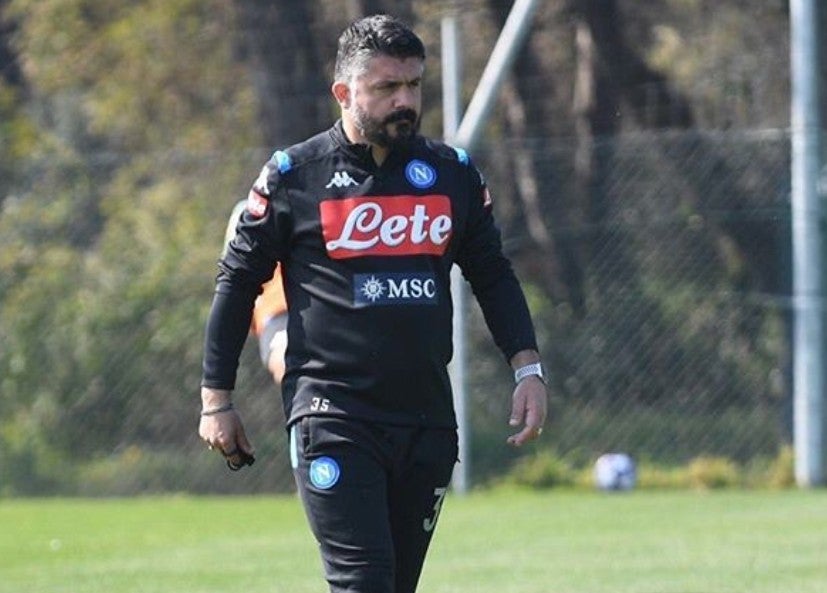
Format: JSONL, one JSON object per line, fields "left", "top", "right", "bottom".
{"left": 2, "top": 488, "right": 826, "bottom": 593}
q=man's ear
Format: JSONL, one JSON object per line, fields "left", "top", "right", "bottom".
{"left": 332, "top": 81, "right": 351, "bottom": 108}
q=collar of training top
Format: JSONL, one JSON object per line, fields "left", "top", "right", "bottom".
{"left": 329, "top": 119, "right": 419, "bottom": 167}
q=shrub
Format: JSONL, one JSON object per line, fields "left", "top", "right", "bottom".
{"left": 502, "top": 451, "right": 576, "bottom": 489}
{"left": 743, "top": 445, "right": 795, "bottom": 489}
{"left": 687, "top": 456, "right": 741, "bottom": 489}
{"left": 634, "top": 462, "right": 690, "bottom": 489}
{"left": 499, "top": 446, "right": 797, "bottom": 492}
{"left": 765, "top": 445, "right": 795, "bottom": 488}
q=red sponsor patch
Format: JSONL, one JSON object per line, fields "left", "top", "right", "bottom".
{"left": 246, "top": 189, "right": 268, "bottom": 218}
{"left": 320, "top": 195, "right": 453, "bottom": 259}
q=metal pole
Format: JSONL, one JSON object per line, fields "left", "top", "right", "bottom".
{"left": 442, "top": 0, "right": 541, "bottom": 492}
{"left": 443, "top": 13, "right": 470, "bottom": 494}
{"left": 452, "top": 0, "right": 541, "bottom": 150}
{"left": 790, "top": 0, "right": 824, "bottom": 486}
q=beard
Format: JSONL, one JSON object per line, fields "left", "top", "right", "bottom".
{"left": 353, "top": 106, "right": 420, "bottom": 150}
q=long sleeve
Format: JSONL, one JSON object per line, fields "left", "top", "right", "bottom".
{"left": 454, "top": 164, "right": 538, "bottom": 361}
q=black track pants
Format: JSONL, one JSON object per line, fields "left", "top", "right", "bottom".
{"left": 290, "top": 416, "right": 458, "bottom": 593}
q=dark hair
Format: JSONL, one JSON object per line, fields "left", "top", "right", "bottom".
{"left": 334, "top": 14, "right": 425, "bottom": 83}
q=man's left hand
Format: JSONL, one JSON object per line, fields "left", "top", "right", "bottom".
{"left": 507, "top": 376, "right": 548, "bottom": 447}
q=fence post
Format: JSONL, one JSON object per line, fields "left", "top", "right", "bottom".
{"left": 442, "top": 12, "right": 470, "bottom": 495}
{"left": 790, "top": 0, "right": 825, "bottom": 486}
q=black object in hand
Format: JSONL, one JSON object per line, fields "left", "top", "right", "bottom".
{"left": 225, "top": 449, "right": 255, "bottom": 471}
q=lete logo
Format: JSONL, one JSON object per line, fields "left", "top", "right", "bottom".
{"left": 320, "top": 195, "right": 452, "bottom": 259}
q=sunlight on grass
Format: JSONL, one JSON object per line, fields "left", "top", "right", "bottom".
{"left": 2, "top": 490, "right": 826, "bottom": 593}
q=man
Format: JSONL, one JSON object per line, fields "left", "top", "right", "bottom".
{"left": 223, "top": 199, "right": 288, "bottom": 382}
{"left": 200, "top": 14, "right": 547, "bottom": 593}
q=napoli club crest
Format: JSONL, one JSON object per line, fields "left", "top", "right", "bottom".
{"left": 405, "top": 160, "right": 437, "bottom": 189}
{"left": 309, "top": 456, "right": 341, "bottom": 489}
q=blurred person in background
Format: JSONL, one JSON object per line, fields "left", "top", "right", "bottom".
{"left": 223, "top": 200, "right": 288, "bottom": 383}
{"left": 199, "top": 14, "right": 548, "bottom": 593}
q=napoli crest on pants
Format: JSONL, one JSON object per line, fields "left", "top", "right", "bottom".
{"left": 309, "top": 456, "right": 341, "bottom": 489}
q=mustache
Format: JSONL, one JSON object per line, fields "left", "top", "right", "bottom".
{"left": 383, "top": 109, "right": 418, "bottom": 125}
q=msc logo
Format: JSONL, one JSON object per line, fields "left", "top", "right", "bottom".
{"left": 354, "top": 273, "right": 438, "bottom": 306}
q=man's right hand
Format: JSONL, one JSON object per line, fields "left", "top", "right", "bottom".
{"left": 199, "top": 387, "right": 256, "bottom": 470}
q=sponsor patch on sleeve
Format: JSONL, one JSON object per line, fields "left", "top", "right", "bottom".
{"left": 253, "top": 163, "right": 273, "bottom": 196}
{"left": 246, "top": 189, "right": 269, "bottom": 218}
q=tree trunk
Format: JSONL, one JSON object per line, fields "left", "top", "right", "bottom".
{"left": 233, "top": 0, "right": 331, "bottom": 146}
{"left": 0, "top": 0, "right": 23, "bottom": 87}
{"left": 486, "top": 0, "right": 586, "bottom": 314}
{"left": 576, "top": 0, "right": 693, "bottom": 131}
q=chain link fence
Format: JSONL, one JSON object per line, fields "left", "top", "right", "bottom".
{"left": 461, "top": 129, "right": 792, "bottom": 481}
{"left": 0, "top": 129, "right": 795, "bottom": 494}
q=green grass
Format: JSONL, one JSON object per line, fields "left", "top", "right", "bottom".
{"left": 2, "top": 489, "right": 826, "bottom": 593}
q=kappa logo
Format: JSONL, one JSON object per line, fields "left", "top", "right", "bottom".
{"left": 354, "top": 272, "right": 438, "bottom": 306}
{"left": 325, "top": 171, "right": 359, "bottom": 189}
{"left": 320, "top": 195, "right": 453, "bottom": 259}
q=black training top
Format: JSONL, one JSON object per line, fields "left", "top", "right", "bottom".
{"left": 202, "top": 121, "right": 537, "bottom": 428}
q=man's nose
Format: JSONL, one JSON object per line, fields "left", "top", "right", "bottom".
{"left": 393, "top": 85, "right": 417, "bottom": 110}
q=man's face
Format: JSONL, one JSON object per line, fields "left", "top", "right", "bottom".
{"left": 346, "top": 55, "right": 424, "bottom": 149}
